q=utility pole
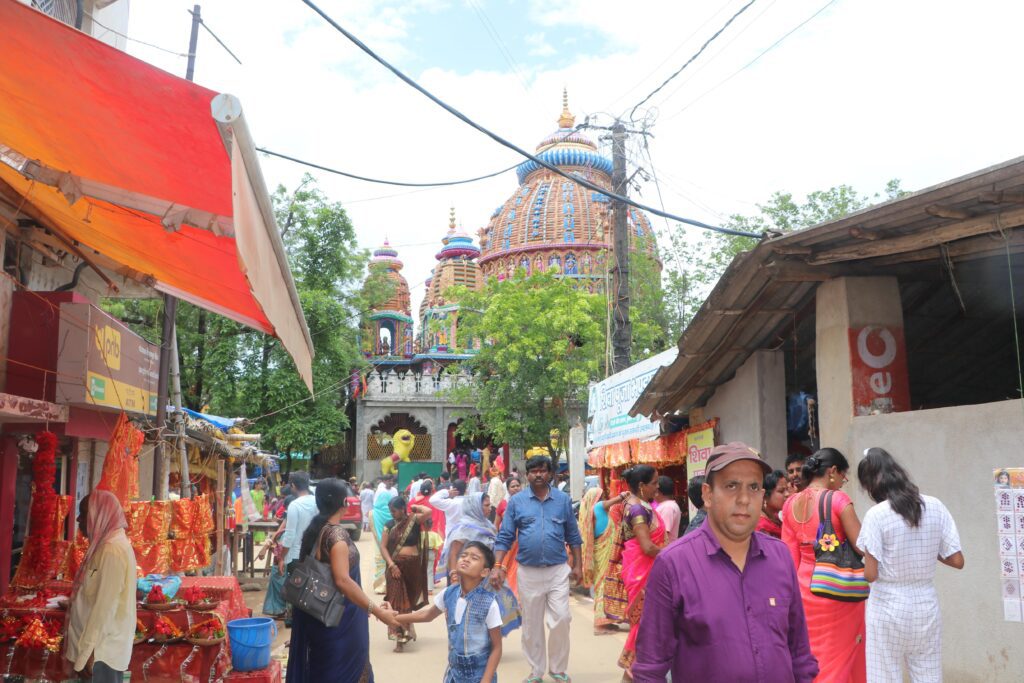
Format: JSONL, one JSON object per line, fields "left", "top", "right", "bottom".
{"left": 610, "top": 120, "right": 631, "bottom": 374}
{"left": 153, "top": 5, "right": 200, "bottom": 501}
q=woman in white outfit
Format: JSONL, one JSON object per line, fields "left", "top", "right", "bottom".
{"left": 856, "top": 447, "right": 965, "bottom": 683}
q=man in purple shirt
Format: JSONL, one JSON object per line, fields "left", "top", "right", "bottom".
{"left": 632, "top": 442, "right": 818, "bottom": 683}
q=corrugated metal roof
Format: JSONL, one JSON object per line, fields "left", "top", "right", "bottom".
{"left": 632, "top": 155, "right": 1024, "bottom": 417}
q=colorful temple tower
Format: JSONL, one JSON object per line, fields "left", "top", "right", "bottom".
{"left": 366, "top": 239, "right": 414, "bottom": 357}
{"left": 419, "top": 208, "right": 484, "bottom": 353}
{"left": 477, "top": 90, "right": 658, "bottom": 290}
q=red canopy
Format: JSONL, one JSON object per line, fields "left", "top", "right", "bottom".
{"left": 0, "top": 0, "right": 313, "bottom": 389}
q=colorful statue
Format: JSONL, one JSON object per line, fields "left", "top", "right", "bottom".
{"left": 380, "top": 429, "right": 415, "bottom": 476}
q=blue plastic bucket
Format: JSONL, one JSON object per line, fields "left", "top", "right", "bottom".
{"left": 227, "top": 617, "right": 277, "bottom": 671}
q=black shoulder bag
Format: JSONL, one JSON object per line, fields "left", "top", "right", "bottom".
{"left": 283, "top": 524, "right": 348, "bottom": 626}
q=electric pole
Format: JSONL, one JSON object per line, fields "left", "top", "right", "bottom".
{"left": 610, "top": 120, "right": 631, "bottom": 374}
{"left": 153, "top": 5, "right": 200, "bottom": 501}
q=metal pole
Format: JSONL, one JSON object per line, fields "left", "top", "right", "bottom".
{"left": 170, "top": 329, "right": 191, "bottom": 498}
{"left": 152, "top": 294, "right": 176, "bottom": 500}
{"left": 610, "top": 120, "right": 632, "bottom": 373}
{"left": 185, "top": 5, "right": 201, "bottom": 82}
{"left": 152, "top": 5, "right": 201, "bottom": 500}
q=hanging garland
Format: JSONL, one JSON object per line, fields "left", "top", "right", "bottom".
{"left": 25, "top": 432, "right": 58, "bottom": 581}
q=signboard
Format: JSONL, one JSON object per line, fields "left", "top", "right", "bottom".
{"left": 685, "top": 425, "right": 715, "bottom": 517}
{"left": 848, "top": 326, "right": 910, "bottom": 416}
{"left": 587, "top": 348, "right": 678, "bottom": 448}
{"left": 994, "top": 467, "right": 1024, "bottom": 623}
{"left": 56, "top": 302, "right": 159, "bottom": 416}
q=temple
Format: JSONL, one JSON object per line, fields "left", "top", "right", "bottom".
{"left": 478, "top": 89, "right": 659, "bottom": 290}
{"left": 365, "top": 239, "right": 414, "bottom": 357}
{"left": 419, "top": 208, "right": 484, "bottom": 353}
{"left": 343, "top": 92, "right": 658, "bottom": 479}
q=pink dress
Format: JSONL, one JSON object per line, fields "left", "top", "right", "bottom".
{"left": 782, "top": 488, "right": 866, "bottom": 683}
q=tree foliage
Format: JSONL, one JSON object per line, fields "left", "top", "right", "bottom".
{"left": 445, "top": 270, "right": 605, "bottom": 450}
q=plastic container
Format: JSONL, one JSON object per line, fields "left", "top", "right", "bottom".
{"left": 226, "top": 617, "right": 276, "bottom": 671}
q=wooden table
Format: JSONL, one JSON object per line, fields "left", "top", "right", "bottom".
{"left": 230, "top": 521, "right": 281, "bottom": 585}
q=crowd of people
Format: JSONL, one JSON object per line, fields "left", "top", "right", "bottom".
{"left": 246, "top": 442, "right": 963, "bottom": 683}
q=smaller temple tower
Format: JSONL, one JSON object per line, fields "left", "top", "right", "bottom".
{"left": 419, "top": 208, "right": 484, "bottom": 353}
{"left": 366, "top": 239, "right": 414, "bottom": 357}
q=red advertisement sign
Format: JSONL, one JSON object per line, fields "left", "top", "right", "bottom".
{"left": 848, "top": 326, "right": 910, "bottom": 416}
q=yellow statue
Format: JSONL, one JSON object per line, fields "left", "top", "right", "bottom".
{"left": 380, "top": 429, "right": 415, "bottom": 476}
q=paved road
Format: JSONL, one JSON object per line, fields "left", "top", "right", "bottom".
{"left": 257, "top": 534, "right": 628, "bottom": 682}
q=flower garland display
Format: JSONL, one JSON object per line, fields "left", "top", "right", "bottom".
{"left": 18, "top": 432, "right": 58, "bottom": 586}
{"left": 146, "top": 585, "right": 168, "bottom": 604}
{"left": 14, "top": 617, "right": 62, "bottom": 652}
{"left": 152, "top": 615, "right": 183, "bottom": 641}
{"left": 187, "top": 617, "right": 225, "bottom": 641}
{"left": 180, "top": 585, "right": 216, "bottom": 607}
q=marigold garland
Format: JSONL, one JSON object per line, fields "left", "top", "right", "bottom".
{"left": 24, "top": 432, "right": 58, "bottom": 584}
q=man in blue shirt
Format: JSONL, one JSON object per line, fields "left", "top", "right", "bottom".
{"left": 493, "top": 455, "right": 582, "bottom": 683}
{"left": 278, "top": 471, "right": 317, "bottom": 627}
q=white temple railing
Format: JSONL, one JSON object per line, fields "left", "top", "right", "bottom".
{"left": 362, "top": 370, "right": 471, "bottom": 400}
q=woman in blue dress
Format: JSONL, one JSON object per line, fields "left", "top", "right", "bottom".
{"left": 286, "top": 479, "right": 401, "bottom": 683}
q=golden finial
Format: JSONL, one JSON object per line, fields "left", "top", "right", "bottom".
{"left": 448, "top": 206, "right": 457, "bottom": 231}
{"left": 558, "top": 87, "right": 575, "bottom": 129}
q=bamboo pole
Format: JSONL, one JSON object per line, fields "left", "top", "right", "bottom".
{"left": 215, "top": 458, "right": 225, "bottom": 575}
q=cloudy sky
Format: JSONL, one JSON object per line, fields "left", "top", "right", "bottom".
{"left": 122, "top": 0, "right": 1024, "bottom": 306}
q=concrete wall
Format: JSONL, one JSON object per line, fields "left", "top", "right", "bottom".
{"left": 847, "top": 399, "right": 1024, "bottom": 681}
{"left": 816, "top": 276, "right": 905, "bottom": 455}
{"left": 702, "top": 349, "right": 788, "bottom": 469}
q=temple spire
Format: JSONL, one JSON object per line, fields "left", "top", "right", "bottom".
{"left": 449, "top": 206, "right": 457, "bottom": 232}
{"left": 558, "top": 87, "right": 575, "bottom": 129}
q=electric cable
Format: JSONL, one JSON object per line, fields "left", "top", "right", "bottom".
{"left": 188, "top": 8, "right": 243, "bottom": 65}
{"left": 666, "top": 0, "right": 839, "bottom": 121}
{"left": 626, "top": 0, "right": 758, "bottom": 122}
{"left": 298, "top": 0, "right": 762, "bottom": 239}
{"left": 603, "top": 0, "right": 739, "bottom": 113}
{"left": 256, "top": 147, "right": 520, "bottom": 187}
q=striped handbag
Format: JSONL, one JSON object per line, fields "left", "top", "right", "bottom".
{"left": 809, "top": 490, "right": 869, "bottom": 602}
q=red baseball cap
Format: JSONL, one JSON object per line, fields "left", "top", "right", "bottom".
{"left": 705, "top": 442, "right": 771, "bottom": 475}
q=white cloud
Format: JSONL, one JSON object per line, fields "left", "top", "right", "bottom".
{"left": 524, "top": 32, "right": 556, "bottom": 57}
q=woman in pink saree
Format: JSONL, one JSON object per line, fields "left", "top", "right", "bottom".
{"left": 616, "top": 465, "right": 665, "bottom": 678}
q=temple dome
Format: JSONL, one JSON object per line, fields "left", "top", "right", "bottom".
{"left": 478, "top": 90, "right": 657, "bottom": 291}
{"left": 365, "top": 239, "right": 414, "bottom": 357}
{"left": 419, "top": 209, "right": 484, "bottom": 354}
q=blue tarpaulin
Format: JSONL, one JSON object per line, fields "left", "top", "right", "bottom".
{"left": 181, "top": 407, "right": 239, "bottom": 430}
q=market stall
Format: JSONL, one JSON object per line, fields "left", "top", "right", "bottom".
{"left": 0, "top": 425, "right": 280, "bottom": 682}
{"left": 586, "top": 419, "right": 719, "bottom": 518}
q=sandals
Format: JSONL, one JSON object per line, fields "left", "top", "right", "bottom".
{"left": 523, "top": 678, "right": 544, "bottom": 683}
{"left": 550, "top": 675, "right": 572, "bottom": 682}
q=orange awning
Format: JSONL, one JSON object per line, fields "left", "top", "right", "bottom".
{"left": 0, "top": 0, "right": 313, "bottom": 390}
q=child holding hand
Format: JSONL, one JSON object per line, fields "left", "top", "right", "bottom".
{"left": 395, "top": 541, "right": 502, "bottom": 683}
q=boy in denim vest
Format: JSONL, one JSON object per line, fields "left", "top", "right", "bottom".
{"left": 395, "top": 540, "right": 502, "bottom": 682}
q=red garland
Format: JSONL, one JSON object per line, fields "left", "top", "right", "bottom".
{"left": 27, "top": 432, "right": 58, "bottom": 580}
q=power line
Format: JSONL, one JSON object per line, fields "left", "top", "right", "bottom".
{"left": 666, "top": 0, "right": 839, "bottom": 121}
{"left": 603, "top": 0, "right": 741, "bottom": 113}
{"left": 626, "top": 0, "right": 758, "bottom": 122}
{"left": 256, "top": 147, "right": 519, "bottom": 187}
{"left": 652, "top": 0, "right": 779, "bottom": 110}
{"left": 299, "top": 0, "right": 761, "bottom": 240}
{"left": 83, "top": 10, "right": 191, "bottom": 58}
{"left": 188, "top": 8, "right": 242, "bottom": 65}
{"left": 466, "top": 0, "right": 531, "bottom": 94}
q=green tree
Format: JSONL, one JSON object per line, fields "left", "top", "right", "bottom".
{"left": 445, "top": 270, "right": 605, "bottom": 450}
{"left": 660, "top": 180, "right": 910, "bottom": 332}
